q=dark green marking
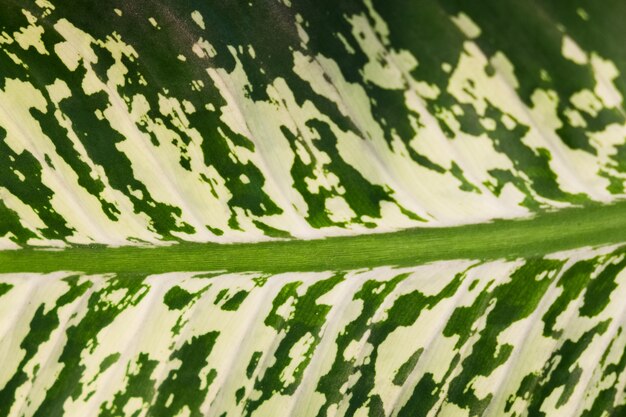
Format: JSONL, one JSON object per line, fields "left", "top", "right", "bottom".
{"left": 148, "top": 332, "right": 219, "bottom": 417}
{"left": 99, "top": 353, "right": 159, "bottom": 417}
{"left": 542, "top": 259, "right": 595, "bottom": 337}
{"left": 163, "top": 285, "right": 195, "bottom": 310}
{"left": 245, "top": 274, "right": 344, "bottom": 415}
{"left": 0, "top": 275, "right": 91, "bottom": 416}
{"left": 393, "top": 348, "right": 424, "bottom": 386}
{"left": 31, "top": 274, "right": 148, "bottom": 417}
{"left": 0, "top": 282, "right": 12, "bottom": 298}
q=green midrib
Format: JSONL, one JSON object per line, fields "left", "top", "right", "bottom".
{"left": 3, "top": 200, "right": 626, "bottom": 274}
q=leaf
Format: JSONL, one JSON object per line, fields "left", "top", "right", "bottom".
{"left": 1, "top": 1, "right": 626, "bottom": 416}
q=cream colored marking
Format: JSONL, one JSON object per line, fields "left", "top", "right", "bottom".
{"left": 45, "top": 81, "right": 161, "bottom": 244}
{"left": 591, "top": 53, "right": 623, "bottom": 108}
{"left": 293, "top": 48, "right": 437, "bottom": 227}
{"left": 71, "top": 277, "right": 166, "bottom": 416}
{"left": 451, "top": 12, "right": 482, "bottom": 39}
{"left": 490, "top": 52, "right": 519, "bottom": 90}
{"left": 0, "top": 79, "right": 139, "bottom": 245}
{"left": 0, "top": 187, "right": 46, "bottom": 235}
{"left": 295, "top": 269, "right": 391, "bottom": 417}
{"left": 192, "top": 38, "right": 216, "bottom": 58}
{"left": 0, "top": 234, "right": 20, "bottom": 250}
{"left": 449, "top": 41, "right": 608, "bottom": 200}
{"left": 482, "top": 262, "right": 574, "bottom": 415}
{"left": 13, "top": 10, "right": 48, "bottom": 55}
{"left": 336, "top": 32, "right": 355, "bottom": 55}
{"left": 349, "top": 13, "right": 525, "bottom": 224}
{"left": 207, "top": 53, "right": 322, "bottom": 238}
{"left": 191, "top": 10, "right": 206, "bottom": 30}
{"left": 206, "top": 272, "right": 328, "bottom": 417}
{"left": 13, "top": 274, "right": 99, "bottom": 417}
{"left": 35, "top": 0, "right": 55, "bottom": 12}
{"left": 53, "top": 21, "right": 219, "bottom": 243}
{"left": 562, "top": 35, "right": 588, "bottom": 65}
{"left": 377, "top": 262, "right": 476, "bottom": 415}
{"left": 54, "top": 19, "right": 98, "bottom": 70}
{"left": 571, "top": 89, "right": 603, "bottom": 117}
{"left": 529, "top": 89, "right": 610, "bottom": 198}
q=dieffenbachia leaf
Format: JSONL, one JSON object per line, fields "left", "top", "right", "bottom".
{"left": 1, "top": 1, "right": 625, "bottom": 416}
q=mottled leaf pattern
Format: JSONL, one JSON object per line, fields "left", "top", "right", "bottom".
{"left": 2, "top": 1, "right": 626, "bottom": 417}
{"left": 1, "top": 1, "right": 626, "bottom": 247}
{"left": 1, "top": 246, "right": 626, "bottom": 416}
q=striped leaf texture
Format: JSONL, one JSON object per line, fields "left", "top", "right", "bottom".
{"left": 2, "top": 1, "right": 626, "bottom": 417}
